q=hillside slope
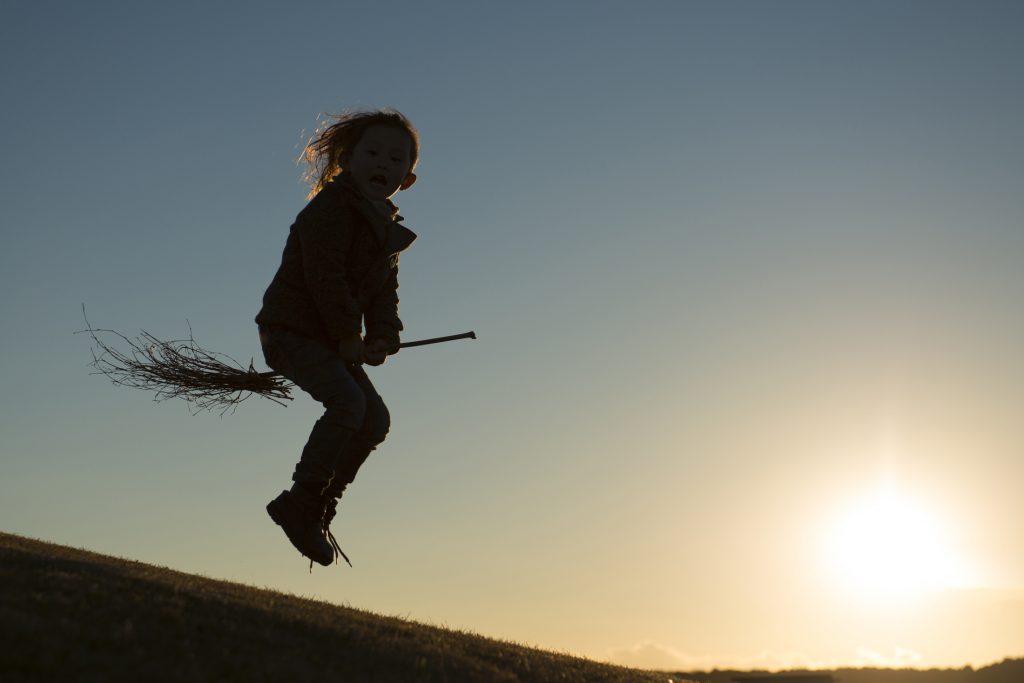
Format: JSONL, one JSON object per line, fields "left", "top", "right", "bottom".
{"left": 0, "top": 532, "right": 673, "bottom": 683}
{"left": 3, "top": 532, "right": 1020, "bottom": 683}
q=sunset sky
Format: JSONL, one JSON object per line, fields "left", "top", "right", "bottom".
{"left": 2, "top": 1, "right": 1022, "bottom": 671}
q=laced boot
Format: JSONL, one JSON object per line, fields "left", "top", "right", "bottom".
{"left": 321, "top": 497, "right": 352, "bottom": 567}
{"left": 266, "top": 484, "right": 334, "bottom": 566}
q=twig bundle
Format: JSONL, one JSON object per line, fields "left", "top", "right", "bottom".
{"left": 80, "top": 310, "right": 293, "bottom": 415}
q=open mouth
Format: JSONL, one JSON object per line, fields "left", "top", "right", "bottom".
{"left": 369, "top": 175, "right": 389, "bottom": 187}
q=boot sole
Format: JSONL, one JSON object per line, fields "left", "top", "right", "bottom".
{"left": 266, "top": 495, "right": 334, "bottom": 566}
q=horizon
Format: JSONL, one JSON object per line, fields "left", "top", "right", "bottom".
{"left": 6, "top": 530, "right": 1022, "bottom": 683}
{"left": 1, "top": 1, "right": 1022, "bottom": 671}
{"left": 4, "top": 529, "right": 1024, "bottom": 677}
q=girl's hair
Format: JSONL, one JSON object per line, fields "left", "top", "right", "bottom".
{"left": 302, "top": 108, "right": 420, "bottom": 197}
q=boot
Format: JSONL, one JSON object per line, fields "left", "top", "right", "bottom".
{"left": 266, "top": 484, "right": 334, "bottom": 566}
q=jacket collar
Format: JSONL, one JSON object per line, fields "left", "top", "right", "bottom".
{"left": 331, "top": 172, "right": 417, "bottom": 254}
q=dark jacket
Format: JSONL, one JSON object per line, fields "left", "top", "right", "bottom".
{"left": 255, "top": 173, "right": 417, "bottom": 348}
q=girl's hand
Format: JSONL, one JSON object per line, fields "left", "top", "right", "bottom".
{"left": 363, "top": 338, "right": 391, "bottom": 366}
{"left": 337, "top": 334, "right": 365, "bottom": 364}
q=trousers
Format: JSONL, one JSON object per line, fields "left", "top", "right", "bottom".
{"left": 258, "top": 325, "right": 390, "bottom": 493}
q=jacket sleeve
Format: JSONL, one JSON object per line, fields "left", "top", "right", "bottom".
{"left": 364, "top": 261, "right": 403, "bottom": 348}
{"left": 294, "top": 187, "right": 363, "bottom": 340}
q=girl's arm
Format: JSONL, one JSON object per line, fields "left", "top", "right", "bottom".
{"left": 364, "top": 265, "right": 402, "bottom": 351}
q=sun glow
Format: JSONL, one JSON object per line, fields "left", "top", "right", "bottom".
{"left": 825, "top": 484, "right": 973, "bottom": 601}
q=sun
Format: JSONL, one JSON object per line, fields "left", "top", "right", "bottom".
{"left": 824, "top": 484, "right": 971, "bottom": 601}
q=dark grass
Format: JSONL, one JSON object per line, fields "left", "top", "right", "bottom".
{"left": 0, "top": 532, "right": 678, "bottom": 683}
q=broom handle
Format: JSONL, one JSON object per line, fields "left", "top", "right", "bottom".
{"left": 257, "top": 331, "right": 477, "bottom": 376}
{"left": 398, "top": 331, "right": 476, "bottom": 348}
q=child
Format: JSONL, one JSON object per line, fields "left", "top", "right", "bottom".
{"left": 255, "top": 108, "right": 419, "bottom": 567}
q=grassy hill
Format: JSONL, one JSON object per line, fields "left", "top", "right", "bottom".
{"left": 0, "top": 532, "right": 675, "bottom": 682}
{"left": 2, "top": 532, "right": 1020, "bottom": 682}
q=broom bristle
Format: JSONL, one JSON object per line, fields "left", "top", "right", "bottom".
{"left": 79, "top": 309, "right": 293, "bottom": 415}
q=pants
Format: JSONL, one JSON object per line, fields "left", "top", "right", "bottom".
{"left": 259, "top": 325, "right": 390, "bottom": 494}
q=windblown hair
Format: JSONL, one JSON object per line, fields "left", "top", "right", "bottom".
{"left": 302, "top": 108, "right": 420, "bottom": 198}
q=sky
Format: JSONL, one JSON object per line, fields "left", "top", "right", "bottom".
{"left": 1, "top": 0, "right": 1022, "bottom": 671}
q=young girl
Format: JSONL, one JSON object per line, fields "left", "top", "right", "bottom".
{"left": 256, "top": 109, "right": 419, "bottom": 567}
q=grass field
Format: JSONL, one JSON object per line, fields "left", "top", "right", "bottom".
{"left": 1, "top": 531, "right": 1020, "bottom": 682}
{"left": 0, "top": 532, "right": 678, "bottom": 682}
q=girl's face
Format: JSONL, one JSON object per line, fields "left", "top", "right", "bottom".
{"left": 345, "top": 125, "right": 416, "bottom": 201}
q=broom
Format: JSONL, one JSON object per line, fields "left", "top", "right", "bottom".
{"left": 79, "top": 307, "right": 475, "bottom": 415}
